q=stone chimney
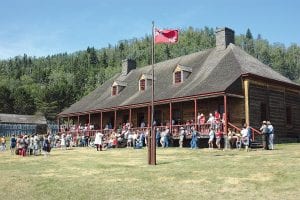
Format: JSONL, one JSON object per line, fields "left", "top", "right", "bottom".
{"left": 215, "top": 27, "right": 235, "bottom": 50}
{"left": 122, "top": 59, "right": 136, "bottom": 76}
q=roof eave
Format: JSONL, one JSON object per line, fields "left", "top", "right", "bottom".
{"left": 241, "top": 73, "right": 300, "bottom": 90}
{"left": 57, "top": 91, "right": 229, "bottom": 117}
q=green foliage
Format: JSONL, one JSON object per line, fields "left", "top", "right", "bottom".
{"left": 12, "top": 87, "right": 36, "bottom": 114}
{"left": 0, "top": 26, "right": 299, "bottom": 120}
{"left": 0, "top": 83, "right": 14, "bottom": 113}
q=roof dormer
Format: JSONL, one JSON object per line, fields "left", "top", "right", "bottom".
{"left": 139, "top": 74, "right": 153, "bottom": 91}
{"left": 111, "top": 81, "right": 127, "bottom": 96}
{"left": 173, "top": 64, "right": 192, "bottom": 84}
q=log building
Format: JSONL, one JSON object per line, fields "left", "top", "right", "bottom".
{"left": 58, "top": 27, "right": 300, "bottom": 143}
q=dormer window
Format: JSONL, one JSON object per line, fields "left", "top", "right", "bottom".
{"left": 112, "top": 86, "right": 117, "bottom": 96}
{"left": 111, "top": 81, "right": 127, "bottom": 96}
{"left": 139, "top": 74, "right": 153, "bottom": 91}
{"left": 174, "top": 71, "right": 182, "bottom": 83}
{"left": 140, "top": 79, "right": 146, "bottom": 91}
{"left": 173, "top": 64, "right": 192, "bottom": 84}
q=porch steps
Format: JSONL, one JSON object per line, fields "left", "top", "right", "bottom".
{"left": 250, "top": 141, "right": 263, "bottom": 148}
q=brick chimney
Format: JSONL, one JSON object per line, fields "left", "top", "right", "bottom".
{"left": 215, "top": 27, "right": 235, "bottom": 50}
{"left": 122, "top": 59, "right": 136, "bottom": 76}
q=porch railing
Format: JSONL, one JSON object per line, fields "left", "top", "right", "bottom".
{"left": 57, "top": 122, "right": 224, "bottom": 140}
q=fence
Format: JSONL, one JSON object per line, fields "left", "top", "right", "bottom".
{"left": 0, "top": 123, "right": 37, "bottom": 137}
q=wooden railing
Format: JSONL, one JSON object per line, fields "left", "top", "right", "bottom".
{"left": 227, "top": 122, "right": 262, "bottom": 141}
{"left": 57, "top": 123, "right": 216, "bottom": 140}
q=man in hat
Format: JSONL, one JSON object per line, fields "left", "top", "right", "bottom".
{"left": 260, "top": 121, "right": 269, "bottom": 150}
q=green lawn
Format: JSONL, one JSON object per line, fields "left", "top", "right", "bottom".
{"left": 0, "top": 144, "right": 300, "bottom": 200}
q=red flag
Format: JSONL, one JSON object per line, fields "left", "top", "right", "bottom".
{"left": 154, "top": 29, "right": 179, "bottom": 44}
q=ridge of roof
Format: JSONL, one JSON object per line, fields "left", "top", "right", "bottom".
{"left": 229, "top": 44, "right": 295, "bottom": 84}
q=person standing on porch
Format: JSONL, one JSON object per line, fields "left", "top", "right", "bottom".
{"left": 197, "top": 113, "right": 201, "bottom": 125}
{"left": 214, "top": 110, "right": 221, "bottom": 128}
{"left": 207, "top": 113, "right": 215, "bottom": 129}
{"left": 267, "top": 121, "right": 274, "bottom": 150}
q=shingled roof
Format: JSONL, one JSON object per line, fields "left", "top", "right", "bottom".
{"left": 0, "top": 113, "right": 47, "bottom": 124}
{"left": 59, "top": 42, "right": 299, "bottom": 116}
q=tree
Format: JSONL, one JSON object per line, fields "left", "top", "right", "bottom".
{"left": 245, "top": 28, "right": 255, "bottom": 56}
{"left": 0, "top": 84, "right": 14, "bottom": 113}
{"left": 12, "top": 87, "right": 36, "bottom": 114}
{"left": 87, "top": 47, "right": 99, "bottom": 65}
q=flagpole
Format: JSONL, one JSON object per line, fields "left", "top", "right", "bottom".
{"left": 148, "top": 21, "right": 156, "bottom": 165}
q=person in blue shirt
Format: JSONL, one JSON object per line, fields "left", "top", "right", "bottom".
{"left": 190, "top": 127, "right": 198, "bottom": 149}
{"left": 10, "top": 135, "right": 17, "bottom": 155}
{"left": 155, "top": 128, "right": 161, "bottom": 147}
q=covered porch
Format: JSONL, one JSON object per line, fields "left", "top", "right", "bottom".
{"left": 57, "top": 92, "right": 261, "bottom": 146}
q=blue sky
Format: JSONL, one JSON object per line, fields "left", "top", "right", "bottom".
{"left": 0, "top": 0, "right": 299, "bottom": 59}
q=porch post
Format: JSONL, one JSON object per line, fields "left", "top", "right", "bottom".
{"left": 169, "top": 102, "right": 172, "bottom": 131}
{"left": 100, "top": 112, "right": 103, "bottom": 132}
{"left": 129, "top": 108, "right": 132, "bottom": 125}
{"left": 194, "top": 99, "right": 197, "bottom": 130}
{"left": 223, "top": 95, "right": 228, "bottom": 135}
{"left": 244, "top": 79, "right": 250, "bottom": 126}
{"left": 57, "top": 117, "right": 60, "bottom": 132}
{"left": 148, "top": 105, "right": 151, "bottom": 127}
{"left": 77, "top": 115, "right": 80, "bottom": 135}
{"left": 114, "top": 110, "right": 117, "bottom": 130}
{"left": 88, "top": 113, "right": 91, "bottom": 136}
{"left": 67, "top": 116, "right": 70, "bottom": 130}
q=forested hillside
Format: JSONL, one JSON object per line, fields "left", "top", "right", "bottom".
{"left": 0, "top": 27, "right": 299, "bottom": 120}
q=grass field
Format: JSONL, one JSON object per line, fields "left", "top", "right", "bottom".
{"left": 0, "top": 144, "right": 300, "bottom": 200}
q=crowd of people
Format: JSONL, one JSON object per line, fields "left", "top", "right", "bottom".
{"left": 0, "top": 111, "right": 276, "bottom": 155}
{"left": 0, "top": 134, "right": 51, "bottom": 157}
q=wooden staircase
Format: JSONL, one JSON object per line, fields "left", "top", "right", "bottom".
{"left": 228, "top": 122, "right": 263, "bottom": 149}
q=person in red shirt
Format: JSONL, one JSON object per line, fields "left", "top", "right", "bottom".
{"left": 215, "top": 129, "right": 222, "bottom": 149}
{"left": 214, "top": 110, "right": 221, "bottom": 124}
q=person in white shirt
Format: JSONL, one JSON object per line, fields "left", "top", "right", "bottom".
{"left": 94, "top": 131, "right": 103, "bottom": 151}
{"left": 267, "top": 121, "right": 274, "bottom": 150}
{"left": 207, "top": 113, "right": 215, "bottom": 128}
{"left": 60, "top": 134, "right": 66, "bottom": 150}
{"left": 241, "top": 126, "right": 249, "bottom": 151}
